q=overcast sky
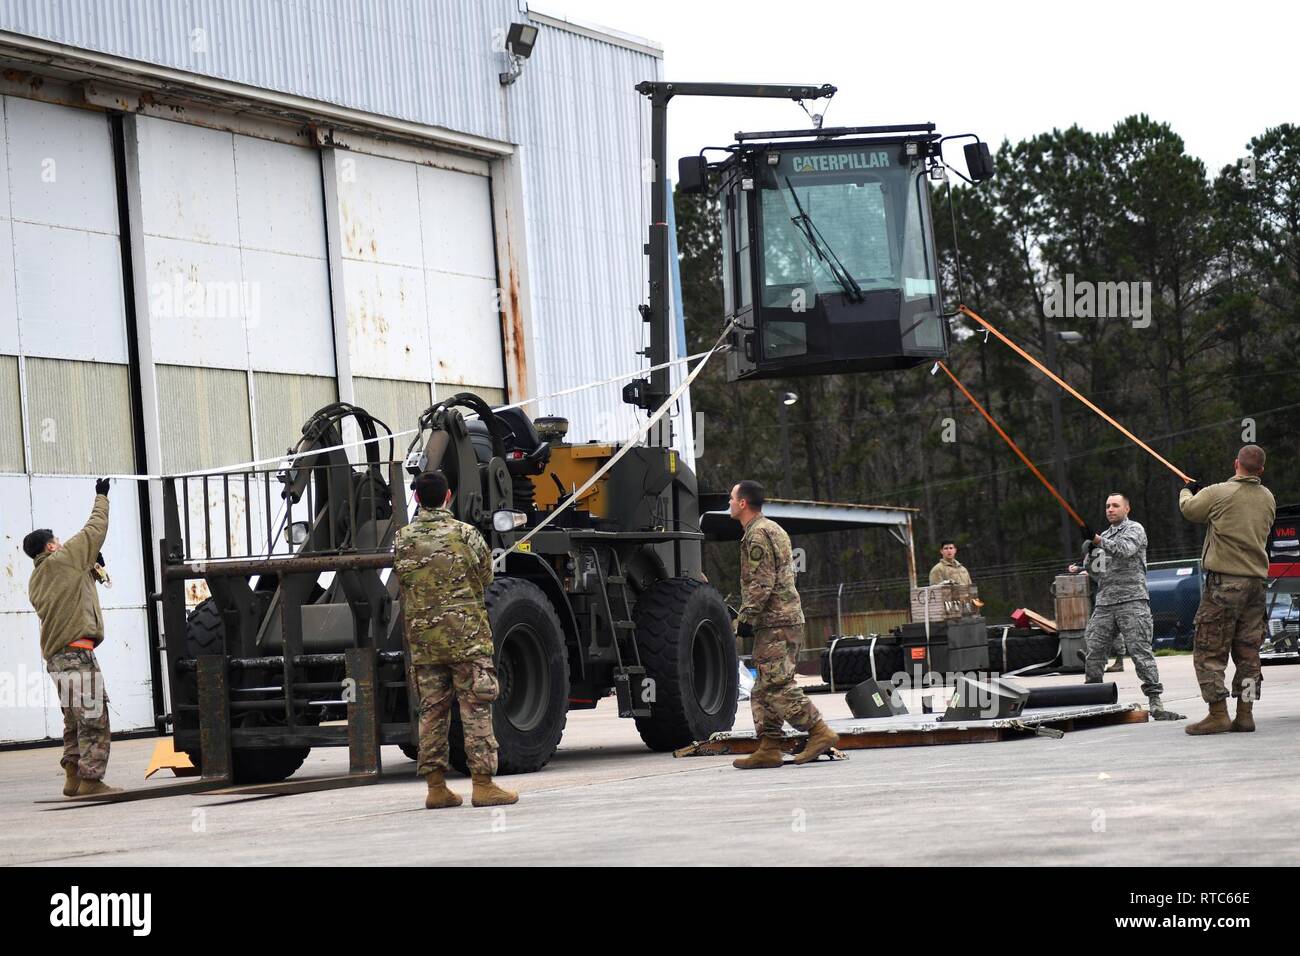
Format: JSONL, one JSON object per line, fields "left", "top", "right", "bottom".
{"left": 533, "top": 0, "right": 1296, "bottom": 176}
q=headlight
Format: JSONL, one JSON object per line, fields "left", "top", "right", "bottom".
{"left": 492, "top": 510, "right": 527, "bottom": 533}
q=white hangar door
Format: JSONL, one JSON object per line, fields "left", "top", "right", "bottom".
{"left": 134, "top": 116, "right": 337, "bottom": 577}
{"left": 328, "top": 144, "right": 506, "bottom": 433}
{"left": 0, "top": 97, "right": 154, "bottom": 741}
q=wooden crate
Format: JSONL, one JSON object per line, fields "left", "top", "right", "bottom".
{"left": 1051, "top": 573, "right": 1091, "bottom": 631}
{"left": 910, "top": 583, "right": 980, "bottom": 624}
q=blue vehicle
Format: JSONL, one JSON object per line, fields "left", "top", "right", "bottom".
{"left": 1147, "top": 560, "right": 1201, "bottom": 650}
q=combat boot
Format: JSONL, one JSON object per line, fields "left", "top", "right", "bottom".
{"left": 74, "top": 779, "right": 122, "bottom": 797}
{"left": 1105, "top": 658, "right": 1125, "bottom": 673}
{"left": 423, "top": 770, "right": 463, "bottom": 809}
{"left": 1184, "top": 700, "right": 1231, "bottom": 736}
{"left": 1147, "top": 695, "right": 1182, "bottom": 721}
{"left": 793, "top": 720, "right": 840, "bottom": 765}
{"left": 732, "top": 736, "right": 784, "bottom": 769}
{"left": 63, "top": 765, "right": 79, "bottom": 797}
{"left": 471, "top": 774, "right": 518, "bottom": 807}
{"left": 1231, "top": 700, "right": 1255, "bottom": 733}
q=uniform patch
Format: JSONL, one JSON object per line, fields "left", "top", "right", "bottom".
{"left": 749, "top": 545, "right": 764, "bottom": 562}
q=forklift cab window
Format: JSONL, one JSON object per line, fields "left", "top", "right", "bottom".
{"left": 756, "top": 149, "right": 942, "bottom": 358}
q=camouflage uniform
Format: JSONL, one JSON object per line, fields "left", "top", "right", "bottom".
{"left": 394, "top": 505, "right": 499, "bottom": 776}
{"left": 28, "top": 495, "right": 113, "bottom": 781}
{"left": 737, "top": 514, "right": 820, "bottom": 739}
{"left": 928, "top": 558, "right": 972, "bottom": 587}
{"left": 1180, "top": 477, "right": 1276, "bottom": 704}
{"left": 47, "top": 648, "right": 111, "bottom": 781}
{"left": 1083, "top": 518, "right": 1164, "bottom": 697}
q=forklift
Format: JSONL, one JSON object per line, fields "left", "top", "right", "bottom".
{"left": 158, "top": 81, "right": 992, "bottom": 784}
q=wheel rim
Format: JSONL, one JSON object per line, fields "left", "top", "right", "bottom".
{"left": 690, "top": 618, "right": 728, "bottom": 716}
{"left": 497, "top": 622, "right": 550, "bottom": 733}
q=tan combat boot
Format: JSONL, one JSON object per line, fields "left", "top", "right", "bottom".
{"left": 1231, "top": 700, "right": 1255, "bottom": 733}
{"left": 423, "top": 770, "right": 463, "bottom": 809}
{"left": 1105, "top": 658, "right": 1125, "bottom": 673}
{"left": 63, "top": 765, "right": 80, "bottom": 797}
{"left": 471, "top": 774, "right": 518, "bottom": 807}
{"left": 1184, "top": 700, "right": 1232, "bottom": 736}
{"left": 732, "top": 736, "right": 784, "bottom": 769}
{"left": 74, "top": 779, "right": 122, "bottom": 797}
{"left": 793, "top": 720, "right": 840, "bottom": 765}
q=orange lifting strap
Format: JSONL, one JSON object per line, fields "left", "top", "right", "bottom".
{"left": 958, "top": 305, "right": 1195, "bottom": 485}
{"left": 936, "top": 360, "right": 1089, "bottom": 529}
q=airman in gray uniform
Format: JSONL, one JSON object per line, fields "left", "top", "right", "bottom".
{"left": 1071, "top": 493, "right": 1176, "bottom": 719}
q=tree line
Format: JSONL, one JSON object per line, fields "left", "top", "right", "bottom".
{"left": 677, "top": 118, "right": 1300, "bottom": 622}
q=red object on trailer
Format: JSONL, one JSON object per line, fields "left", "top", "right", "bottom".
{"left": 1269, "top": 505, "right": 1300, "bottom": 578}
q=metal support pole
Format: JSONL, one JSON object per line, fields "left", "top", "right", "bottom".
{"left": 345, "top": 648, "right": 382, "bottom": 777}
{"left": 196, "top": 655, "right": 232, "bottom": 783}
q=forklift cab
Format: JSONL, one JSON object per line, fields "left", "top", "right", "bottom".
{"left": 684, "top": 126, "right": 977, "bottom": 381}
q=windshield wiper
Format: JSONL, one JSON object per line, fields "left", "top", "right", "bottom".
{"left": 783, "top": 176, "right": 864, "bottom": 303}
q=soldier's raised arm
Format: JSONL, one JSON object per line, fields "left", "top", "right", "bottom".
{"left": 1100, "top": 521, "right": 1146, "bottom": 558}
{"left": 58, "top": 483, "right": 110, "bottom": 572}
{"left": 737, "top": 532, "right": 775, "bottom": 626}
{"left": 1179, "top": 484, "right": 1216, "bottom": 523}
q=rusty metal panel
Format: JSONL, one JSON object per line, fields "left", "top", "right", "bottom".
{"left": 352, "top": 376, "right": 431, "bottom": 437}
{"left": 0, "top": 225, "right": 16, "bottom": 357}
{"left": 252, "top": 371, "right": 336, "bottom": 460}
{"left": 418, "top": 164, "right": 495, "bottom": 279}
{"left": 427, "top": 271, "right": 503, "bottom": 390}
{"left": 0, "top": 607, "right": 47, "bottom": 742}
{"left": 0, "top": 474, "right": 33, "bottom": 611}
{"left": 137, "top": 116, "right": 239, "bottom": 245}
{"left": 233, "top": 133, "right": 327, "bottom": 259}
{"left": 14, "top": 222, "right": 129, "bottom": 364}
{"left": 24, "top": 358, "right": 135, "bottom": 475}
{"left": 0, "top": 354, "right": 22, "bottom": 472}
{"left": 155, "top": 363, "right": 251, "bottom": 474}
{"left": 2, "top": 95, "right": 118, "bottom": 234}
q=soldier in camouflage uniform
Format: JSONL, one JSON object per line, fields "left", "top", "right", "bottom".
{"left": 1179, "top": 445, "right": 1276, "bottom": 735}
{"left": 394, "top": 470, "right": 517, "bottom": 809}
{"left": 1070, "top": 493, "right": 1178, "bottom": 720}
{"left": 928, "top": 540, "right": 973, "bottom": 587}
{"left": 24, "top": 479, "right": 120, "bottom": 798}
{"left": 729, "top": 480, "right": 840, "bottom": 768}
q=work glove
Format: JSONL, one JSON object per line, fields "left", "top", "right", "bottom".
{"left": 95, "top": 477, "right": 111, "bottom": 497}
{"left": 1185, "top": 480, "right": 1204, "bottom": 495}
{"left": 736, "top": 621, "right": 754, "bottom": 639}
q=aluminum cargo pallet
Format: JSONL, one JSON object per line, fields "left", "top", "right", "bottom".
{"left": 673, "top": 702, "right": 1148, "bottom": 757}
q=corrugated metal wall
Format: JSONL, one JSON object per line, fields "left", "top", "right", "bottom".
{"left": 0, "top": 0, "right": 518, "bottom": 144}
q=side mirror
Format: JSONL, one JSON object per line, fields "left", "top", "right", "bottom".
{"left": 677, "top": 155, "right": 708, "bottom": 195}
{"left": 963, "top": 142, "right": 994, "bottom": 183}
{"left": 492, "top": 510, "right": 527, "bottom": 533}
{"left": 286, "top": 521, "right": 310, "bottom": 547}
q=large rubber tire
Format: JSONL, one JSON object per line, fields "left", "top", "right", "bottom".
{"left": 988, "top": 632, "right": 1060, "bottom": 672}
{"left": 632, "top": 578, "right": 738, "bottom": 752}
{"left": 820, "top": 639, "right": 905, "bottom": 688}
{"left": 181, "top": 598, "right": 312, "bottom": 785}
{"left": 449, "top": 577, "right": 569, "bottom": 776}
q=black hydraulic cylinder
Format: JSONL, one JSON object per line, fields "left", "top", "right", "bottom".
{"left": 1024, "top": 683, "right": 1118, "bottom": 708}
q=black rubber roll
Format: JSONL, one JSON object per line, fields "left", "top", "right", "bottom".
{"left": 1025, "top": 682, "right": 1118, "bottom": 708}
